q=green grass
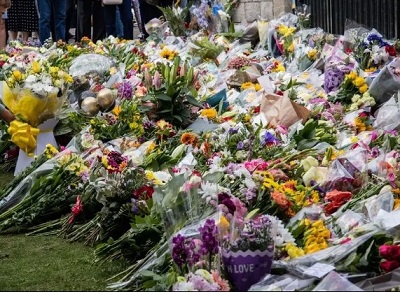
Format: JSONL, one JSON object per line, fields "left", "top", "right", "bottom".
{"left": 0, "top": 172, "right": 128, "bottom": 291}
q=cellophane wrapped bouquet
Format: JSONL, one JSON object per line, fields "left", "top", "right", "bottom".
{"left": 1, "top": 52, "right": 72, "bottom": 155}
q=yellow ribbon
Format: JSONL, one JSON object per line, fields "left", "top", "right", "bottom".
{"left": 8, "top": 120, "right": 40, "bottom": 157}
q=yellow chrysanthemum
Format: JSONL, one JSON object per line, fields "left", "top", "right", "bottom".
{"left": 359, "top": 84, "right": 368, "bottom": 94}
{"left": 347, "top": 71, "right": 357, "bottom": 80}
{"left": 241, "top": 82, "right": 254, "bottom": 90}
{"left": 353, "top": 77, "right": 366, "bottom": 87}
{"left": 307, "top": 49, "right": 318, "bottom": 60}
{"left": 200, "top": 108, "right": 217, "bottom": 119}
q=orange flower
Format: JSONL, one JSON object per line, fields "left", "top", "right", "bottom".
{"left": 180, "top": 132, "right": 198, "bottom": 146}
{"left": 271, "top": 190, "right": 292, "bottom": 210}
{"left": 201, "top": 141, "right": 211, "bottom": 157}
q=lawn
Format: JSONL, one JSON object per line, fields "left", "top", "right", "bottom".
{"left": 0, "top": 171, "right": 127, "bottom": 291}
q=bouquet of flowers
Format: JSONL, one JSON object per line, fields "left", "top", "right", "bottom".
{"left": 2, "top": 54, "right": 72, "bottom": 155}
{"left": 221, "top": 215, "right": 275, "bottom": 291}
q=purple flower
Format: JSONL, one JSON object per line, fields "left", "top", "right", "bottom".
{"left": 370, "top": 147, "right": 380, "bottom": 158}
{"left": 228, "top": 127, "right": 238, "bottom": 135}
{"left": 324, "top": 68, "right": 346, "bottom": 93}
{"left": 237, "top": 141, "right": 244, "bottom": 150}
{"left": 198, "top": 219, "right": 219, "bottom": 255}
{"left": 117, "top": 81, "right": 133, "bottom": 100}
{"left": 172, "top": 234, "right": 188, "bottom": 267}
{"left": 261, "top": 131, "right": 279, "bottom": 147}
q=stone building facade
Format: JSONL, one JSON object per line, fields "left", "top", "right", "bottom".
{"left": 233, "top": 0, "right": 292, "bottom": 23}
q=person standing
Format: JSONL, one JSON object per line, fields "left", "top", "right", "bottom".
{"left": 37, "top": 0, "right": 66, "bottom": 43}
{"left": 7, "top": 0, "right": 39, "bottom": 42}
{"left": 138, "top": 0, "right": 172, "bottom": 38}
{"left": 103, "top": 0, "right": 133, "bottom": 40}
{"left": 76, "top": 0, "right": 105, "bottom": 42}
{"left": 0, "top": 0, "right": 10, "bottom": 48}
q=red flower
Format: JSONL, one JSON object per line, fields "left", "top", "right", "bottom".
{"left": 324, "top": 190, "right": 352, "bottom": 215}
{"left": 379, "top": 244, "right": 400, "bottom": 261}
{"left": 380, "top": 260, "right": 400, "bottom": 273}
{"left": 133, "top": 185, "right": 154, "bottom": 200}
{"left": 385, "top": 45, "right": 397, "bottom": 56}
{"left": 345, "top": 48, "right": 353, "bottom": 54}
{"left": 253, "top": 106, "right": 261, "bottom": 114}
{"left": 0, "top": 60, "right": 5, "bottom": 67}
{"left": 68, "top": 196, "right": 83, "bottom": 224}
{"left": 358, "top": 112, "right": 368, "bottom": 118}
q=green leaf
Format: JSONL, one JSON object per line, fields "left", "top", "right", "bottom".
{"left": 173, "top": 115, "right": 183, "bottom": 122}
{"left": 156, "top": 93, "right": 172, "bottom": 101}
{"left": 359, "top": 240, "right": 374, "bottom": 266}
{"left": 297, "top": 139, "right": 318, "bottom": 150}
{"left": 142, "top": 280, "right": 156, "bottom": 289}
{"left": 344, "top": 251, "right": 358, "bottom": 267}
{"left": 159, "top": 109, "right": 172, "bottom": 113}
{"left": 140, "top": 270, "right": 162, "bottom": 281}
{"left": 186, "top": 95, "right": 203, "bottom": 108}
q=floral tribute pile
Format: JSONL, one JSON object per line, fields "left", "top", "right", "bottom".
{"left": 1, "top": 3, "right": 400, "bottom": 291}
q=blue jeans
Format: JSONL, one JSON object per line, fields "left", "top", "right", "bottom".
{"left": 103, "top": 0, "right": 133, "bottom": 39}
{"left": 37, "top": 0, "right": 67, "bottom": 44}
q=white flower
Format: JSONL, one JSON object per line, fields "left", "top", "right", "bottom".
{"left": 300, "top": 156, "right": 319, "bottom": 172}
{"left": 199, "top": 181, "right": 219, "bottom": 201}
{"left": 303, "top": 166, "right": 329, "bottom": 186}
{"left": 25, "top": 75, "right": 37, "bottom": 83}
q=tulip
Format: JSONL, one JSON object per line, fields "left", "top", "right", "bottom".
{"left": 380, "top": 260, "right": 400, "bottom": 273}
{"left": 152, "top": 70, "right": 162, "bottom": 90}
{"left": 379, "top": 244, "right": 400, "bottom": 261}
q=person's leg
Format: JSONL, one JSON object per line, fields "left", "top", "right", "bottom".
{"left": 37, "top": 0, "right": 52, "bottom": 43}
{"left": 21, "top": 31, "right": 29, "bottom": 42}
{"left": 52, "top": 0, "right": 66, "bottom": 41}
{"left": 76, "top": 0, "right": 91, "bottom": 40}
{"left": 119, "top": 0, "right": 133, "bottom": 39}
{"left": 115, "top": 6, "right": 123, "bottom": 38}
{"left": 103, "top": 5, "right": 116, "bottom": 37}
{"left": 138, "top": 0, "right": 162, "bottom": 38}
{"left": 7, "top": 30, "right": 17, "bottom": 41}
{"left": 65, "top": 0, "right": 74, "bottom": 39}
{"left": 0, "top": 14, "right": 6, "bottom": 49}
{"left": 92, "top": 0, "right": 105, "bottom": 42}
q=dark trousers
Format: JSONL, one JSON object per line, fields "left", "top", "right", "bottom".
{"left": 76, "top": 0, "right": 105, "bottom": 42}
{"left": 138, "top": 0, "right": 171, "bottom": 38}
{"left": 103, "top": 0, "right": 133, "bottom": 40}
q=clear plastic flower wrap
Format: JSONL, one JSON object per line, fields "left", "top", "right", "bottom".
{"left": 324, "top": 40, "right": 356, "bottom": 93}
{"left": 69, "top": 54, "right": 114, "bottom": 78}
{"left": 249, "top": 273, "right": 315, "bottom": 291}
{"left": 373, "top": 93, "right": 400, "bottom": 131}
{"left": 369, "top": 59, "right": 400, "bottom": 106}
{"left": 313, "top": 271, "right": 363, "bottom": 291}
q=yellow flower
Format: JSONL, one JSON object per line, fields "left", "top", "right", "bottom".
{"left": 101, "top": 156, "right": 108, "bottom": 167}
{"left": 394, "top": 199, "right": 400, "bottom": 210}
{"left": 350, "top": 136, "right": 358, "bottom": 143}
{"left": 12, "top": 70, "right": 22, "bottom": 81}
{"left": 219, "top": 215, "right": 230, "bottom": 230}
{"left": 285, "top": 243, "right": 305, "bottom": 258}
{"left": 353, "top": 77, "right": 365, "bottom": 87}
{"left": 200, "top": 108, "right": 217, "bottom": 119}
{"left": 254, "top": 83, "right": 262, "bottom": 91}
{"left": 145, "top": 170, "right": 155, "bottom": 181}
{"left": 241, "top": 82, "right": 254, "bottom": 90}
{"left": 160, "top": 47, "right": 177, "bottom": 60}
{"left": 110, "top": 67, "right": 117, "bottom": 75}
{"left": 347, "top": 71, "right": 357, "bottom": 80}
{"left": 271, "top": 62, "right": 285, "bottom": 72}
{"left": 112, "top": 106, "right": 121, "bottom": 116}
{"left": 307, "top": 49, "right": 317, "bottom": 60}
{"left": 304, "top": 242, "right": 321, "bottom": 254}
{"left": 365, "top": 67, "right": 377, "bottom": 73}
{"left": 359, "top": 84, "right": 368, "bottom": 94}
{"left": 32, "top": 61, "right": 41, "bottom": 73}
{"left": 49, "top": 66, "right": 59, "bottom": 75}
{"left": 287, "top": 44, "right": 294, "bottom": 53}
{"left": 146, "top": 142, "right": 156, "bottom": 154}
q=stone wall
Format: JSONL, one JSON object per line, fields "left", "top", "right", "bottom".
{"left": 233, "top": 0, "right": 292, "bottom": 24}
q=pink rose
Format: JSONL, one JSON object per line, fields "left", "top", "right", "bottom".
{"left": 379, "top": 244, "right": 400, "bottom": 261}
{"left": 380, "top": 260, "right": 400, "bottom": 273}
